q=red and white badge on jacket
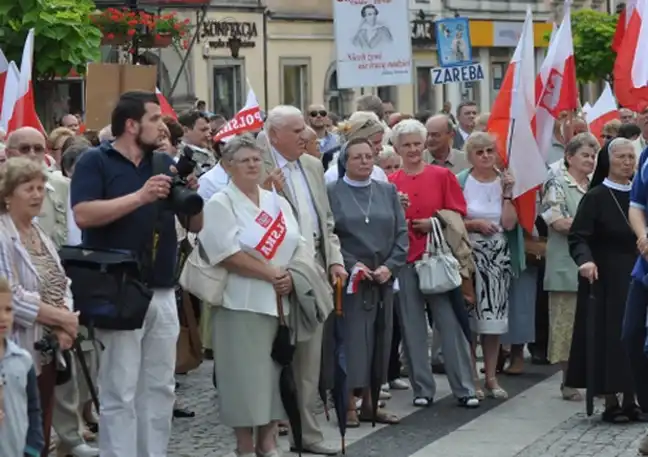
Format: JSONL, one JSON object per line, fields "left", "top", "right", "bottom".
{"left": 239, "top": 187, "right": 287, "bottom": 261}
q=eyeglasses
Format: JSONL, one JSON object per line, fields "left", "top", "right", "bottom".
{"left": 14, "top": 144, "right": 46, "bottom": 155}
{"left": 309, "top": 110, "right": 327, "bottom": 118}
{"left": 474, "top": 147, "right": 495, "bottom": 157}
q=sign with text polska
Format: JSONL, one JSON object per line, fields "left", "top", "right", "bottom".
{"left": 430, "top": 63, "right": 485, "bottom": 85}
{"left": 333, "top": 0, "right": 413, "bottom": 89}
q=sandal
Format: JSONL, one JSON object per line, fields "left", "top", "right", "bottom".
{"left": 346, "top": 410, "right": 361, "bottom": 428}
{"left": 359, "top": 409, "right": 400, "bottom": 424}
{"left": 278, "top": 422, "right": 289, "bottom": 436}
{"left": 602, "top": 407, "right": 631, "bottom": 424}
{"left": 560, "top": 384, "right": 583, "bottom": 402}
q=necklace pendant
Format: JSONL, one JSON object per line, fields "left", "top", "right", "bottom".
{"left": 365, "top": 217, "right": 369, "bottom": 224}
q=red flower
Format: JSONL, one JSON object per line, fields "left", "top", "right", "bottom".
{"left": 182, "top": 40, "right": 189, "bottom": 49}
{"left": 155, "top": 34, "right": 162, "bottom": 39}
{"left": 106, "top": 32, "right": 115, "bottom": 39}
{"left": 184, "top": 18, "right": 190, "bottom": 24}
{"left": 111, "top": 15, "right": 120, "bottom": 21}
{"left": 127, "top": 28, "right": 136, "bottom": 36}
{"left": 128, "top": 20, "right": 137, "bottom": 26}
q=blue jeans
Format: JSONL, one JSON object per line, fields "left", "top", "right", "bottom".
{"left": 621, "top": 279, "right": 648, "bottom": 410}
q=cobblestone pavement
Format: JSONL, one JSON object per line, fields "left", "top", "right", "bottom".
{"left": 515, "top": 412, "right": 647, "bottom": 457}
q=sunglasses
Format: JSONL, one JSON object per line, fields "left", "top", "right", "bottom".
{"left": 309, "top": 110, "right": 327, "bottom": 117}
{"left": 474, "top": 147, "right": 495, "bottom": 157}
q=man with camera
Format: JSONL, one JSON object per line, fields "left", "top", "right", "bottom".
{"left": 70, "top": 91, "right": 204, "bottom": 457}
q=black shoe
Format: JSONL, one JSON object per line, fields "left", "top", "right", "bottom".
{"left": 457, "top": 396, "right": 480, "bottom": 408}
{"left": 204, "top": 349, "right": 214, "bottom": 360}
{"left": 173, "top": 407, "right": 195, "bottom": 418}
{"left": 431, "top": 363, "right": 446, "bottom": 374}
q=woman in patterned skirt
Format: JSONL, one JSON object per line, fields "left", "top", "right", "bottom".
{"left": 456, "top": 132, "right": 523, "bottom": 400}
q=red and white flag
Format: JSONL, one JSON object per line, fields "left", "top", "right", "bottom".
{"left": 156, "top": 87, "right": 177, "bottom": 119}
{"left": 614, "top": 0, "right": 648, "bottom": 112}
{"left": 0, "top": 61, "right": 19, "bottom": 132}
{"left": 0, "top": 48, "right": 9, "bottom": 111}
{"left": 534, "top": 2, "right": 578, "bottom": 162}
{"left": 213, "top": 88, "right": 263, "bottom": 142}
{"left": 612, "top": 0, "right": 637, "bottom": 52}
{"left": 7, "top": 29, "right": 45, "bottom": 135}
{"left": 488, "top": 7, "right": 547, "bottom": 234}
{"left": 346, "top": 265, "right": 367, "bottom": 294}
{"left": 239, "top": 186, "right": 292, "bottom": 261}
{"left": 585, "top": 82, "right": 619, "bottom": 142}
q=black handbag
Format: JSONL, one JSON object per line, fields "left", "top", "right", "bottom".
{"left": 59, "top": 152, "right": 168, "bottom": 330}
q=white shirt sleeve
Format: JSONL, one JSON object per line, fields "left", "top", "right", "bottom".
{"left": 67, "top": 193, "right": 82, "bottom": 245}
{"left": 372, "top": 166, "right": 388, "bottom": 182}
{"left": 324, "top": 165, "right": 339, "bottom": 184}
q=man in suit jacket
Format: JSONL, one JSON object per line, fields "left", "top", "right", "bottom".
{"left": 258, "top": 106, "right": 347, "bottom": 455}
{"left": 452, "top": 101, "right": 478, "bottom": 150}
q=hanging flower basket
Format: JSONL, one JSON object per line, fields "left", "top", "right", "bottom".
{"left": 101, "top": 33, "right": 130, "bottom": 46}
{"left": 140, "top": 33, "right": 173, "bottom": 48}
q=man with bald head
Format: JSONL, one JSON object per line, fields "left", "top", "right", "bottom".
{"left": 305, "top": 103, "right": 338, "bottom": 154}
{"left": 61, "top": 113, "right": 81, "bottom": 134}
{"left": 423, "top": 115, "right": 470, "bottom": 174}
{"left": 5, "top": 126, "right": 100, "bottom": 457}
{"left": 302, "top": 125, "right": 321, "bottom": 158}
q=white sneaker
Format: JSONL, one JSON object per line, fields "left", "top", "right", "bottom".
{"left": 389, "top": 379, "right": 410, "bottom": 390}
{"left": 379, "top": 390, "right": 392, "bottom": 400}
{"left": 71, "top": 443, "right": 100, "bottom": 457}
{"left": 381, "top": 383, "right": 390, "bottom": 391}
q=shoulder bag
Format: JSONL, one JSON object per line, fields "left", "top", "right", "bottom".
{"left": 415, "top": 217, "right": 462, "bottom": 295}
{"left": 178, "top": 192, "right": 233, "bottom": 307}
{"left": 59, "top": 152, "right": 168, "bottom": 330}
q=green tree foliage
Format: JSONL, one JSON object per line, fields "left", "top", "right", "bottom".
{"left": 570, "top": 9, "right": 618, "bottom": 83}
{"left": 0, "top": 0, "right": 102, "bottom": 79}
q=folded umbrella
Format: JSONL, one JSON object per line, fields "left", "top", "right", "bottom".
{"left": 271, "top": 293, "right": 302, "bottom": 456}
{"left": 331, "top": 279, "right": 349, "bottom": 454}
{"left": 370, "top": 283, "right": 388, "bottom": 427}
{"left": 585, "top": 282, "right": 597, "bottom": 417}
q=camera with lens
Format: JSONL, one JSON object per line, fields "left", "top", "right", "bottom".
{"left": 34, "top": 333, "right": 60, "bottom": 356}
{"left": 167, "top": 146, "right": 204, "bottom": 216}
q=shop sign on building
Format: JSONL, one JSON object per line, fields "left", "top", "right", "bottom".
{"left": 430, "top": 63, "right": 485, "bottom": 85}
{"left": 199, "top": 20, "right": 258, "bottom": 50}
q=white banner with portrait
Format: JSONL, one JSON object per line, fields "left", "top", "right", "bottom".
{"left": 334, "top": 0, "right": 413, "bottom": 89}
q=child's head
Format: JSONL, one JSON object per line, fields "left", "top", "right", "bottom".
{"left": 0, "top": 277, "right": 13, "bottom": 340}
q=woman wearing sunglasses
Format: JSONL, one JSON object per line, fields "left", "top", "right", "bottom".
{"left": 456, "top": 132, "right": 521, "bottom": 401}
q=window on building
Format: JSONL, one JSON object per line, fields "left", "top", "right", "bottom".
{"left": 377, "top": 86, "right": 397, "bottom": 108}
{"left": 415, "top": 66, "right": 435, "bottom": 113}
{"left": 210, "top": 59, "right": 244, "bottom": 118}
{"left": 281, "top": 58, "right": 310, "bottom": 111}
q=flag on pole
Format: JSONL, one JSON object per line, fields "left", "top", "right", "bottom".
{"left": 156, "top": 87, "right": 177, "bottom": 119}
{"left": 612, "top": 0, "right": 637, "bottom": 52}
{"left": 0, "top": 49, "right": 9, "bottom": 111}
{"left": 535, "top": 1, "right": 578, "bottom": 162}
{"left": 585, "top": 82, "right": 619, "bottom": 142}
{"left": 213, "top": 88, "right": 263, "bottom": 142}
{"left": 488, "top": 7, "right": 547, "bottom": 234}
{"left": 7, "top": 29, "right": 45, "bottom": 135}
{"left": 0, "top": 61, "right": 19, "bottom": 132}
{"left": 614, "top": 0, "right": 648, "bottom": 112}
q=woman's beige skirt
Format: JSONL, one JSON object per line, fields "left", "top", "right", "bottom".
{"left": 211, "top": 307, "right": 286, "bottom": 427}
{"left": 548, "top": 292, "right": 578, "bottom": 364}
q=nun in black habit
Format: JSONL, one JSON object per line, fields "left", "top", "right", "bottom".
{"left": 566, "top": 138, "right": 645, "bottom": 423}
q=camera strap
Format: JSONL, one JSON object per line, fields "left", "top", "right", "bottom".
{"left": 140, "top": 152, "right": 169, "bottom": 284}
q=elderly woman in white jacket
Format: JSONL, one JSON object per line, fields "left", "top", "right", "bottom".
{"left": 199, "top": 134, "right": 304, "bottom": 457}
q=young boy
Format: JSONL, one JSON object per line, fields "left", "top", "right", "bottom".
{"left": 0, "top": 276, "right": 43, "bottom": 457}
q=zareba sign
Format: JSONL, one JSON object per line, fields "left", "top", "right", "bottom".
{"left": 199, "top": 20, "right": 259, "bottom": 49}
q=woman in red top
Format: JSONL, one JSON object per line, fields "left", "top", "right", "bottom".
{"left": 388, "top": 119, "right": 479, "bottom": 408}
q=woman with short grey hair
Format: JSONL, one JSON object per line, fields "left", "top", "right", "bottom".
{"left": 541, "top": 132, "right": 597, "bottom": 401}
{"left": 200, "top": 132, "right": 303, "bottom": 457}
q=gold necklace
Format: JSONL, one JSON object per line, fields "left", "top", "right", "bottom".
{"left": 18, "top": 227, "right": 40, "bottom": 252}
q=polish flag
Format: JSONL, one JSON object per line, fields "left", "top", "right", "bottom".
{"left": 0, "top": 49, "right": 9, "bottom": 110}
{"left": 614, "top": 0, "right": 648, "bottom": 112}
{"left": 0, "top": 61, "right": 19, "bottom": 132}
{"left": 346, "top": 265, "right": 367, "bottom": 294}
{"left": 534, "top": 2, "right": 578, "bottom": 162}
{"left": 488, "top": 7, "right": 547, "bottom": 233}
{"left": 612, "top": 0, "right": 637, "bottom": 52}
{"left": 213, "top": 88, "right": 263, "bottom": 142}
{"left": 7, "top": 29, "right": 45, "bottom": 135}
{"left": 156, "top": 87, "right": 177, "bottom": 119}
{"left": 586, "top": 82, "right": 619, "bottom": 142}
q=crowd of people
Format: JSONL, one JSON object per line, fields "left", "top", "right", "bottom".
{"left": 2, "top": 89, "right": 648, "bottom": 457}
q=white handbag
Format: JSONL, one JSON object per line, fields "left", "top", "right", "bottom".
{"left": 415, "top": 217, "right": 462, "bottom": 295}
{"left": 178, "top": 241, "right": 227, "bottom": 307}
